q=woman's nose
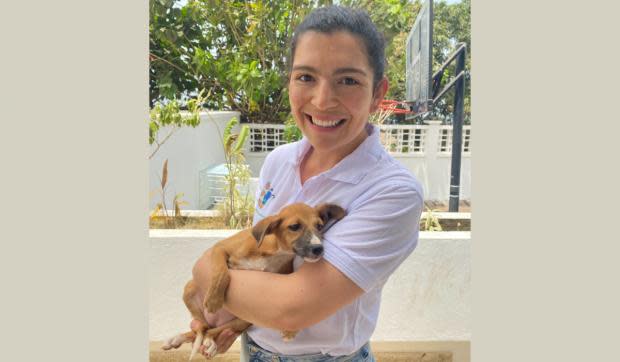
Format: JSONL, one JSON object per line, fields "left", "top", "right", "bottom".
{"left": 311, "top": 81, "right": 339, "bottom": 110}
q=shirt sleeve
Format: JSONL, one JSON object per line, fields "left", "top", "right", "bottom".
{"left": 321, "top": 182, "right": 423, "bottom": 292}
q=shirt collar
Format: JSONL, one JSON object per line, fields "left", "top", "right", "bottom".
{"left": 288, "top": 123, "right": 384, "bottom": 185}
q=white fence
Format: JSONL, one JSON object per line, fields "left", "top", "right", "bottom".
{"left": 244, "top": 120, "right": 471, "bottom": 202}
{"left": 149, "top": 115, "right": 471, "bottom": 210}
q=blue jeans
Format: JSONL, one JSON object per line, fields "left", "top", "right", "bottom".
{"left": 245, "top": 336, "right": 375, "bottom": 362}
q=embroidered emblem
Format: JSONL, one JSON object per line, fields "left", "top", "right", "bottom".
{"left": 258, "top": 182, "right": 275, "bottom": 209}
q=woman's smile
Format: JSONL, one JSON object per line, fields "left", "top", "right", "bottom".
{"left": 304, "top": 113, "right": 347, "bottom": 130}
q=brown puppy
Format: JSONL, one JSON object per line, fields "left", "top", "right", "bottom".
{"left": 161, "top": 202, "right": 346, "bottom": 360}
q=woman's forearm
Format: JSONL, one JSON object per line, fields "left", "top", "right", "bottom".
{"left": 223, "top": 269, "right": 302, "bottom": 331}
{"left": 223, "top": 261, "right": 364, "bottom": 331}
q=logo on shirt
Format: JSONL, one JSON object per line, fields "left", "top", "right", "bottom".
{"left": 258, "top": 182, "right": 275, "bottom": 209}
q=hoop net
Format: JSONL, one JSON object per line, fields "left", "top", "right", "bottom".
{"left": 378, "top": 100, "right": 415, "bottom": 115}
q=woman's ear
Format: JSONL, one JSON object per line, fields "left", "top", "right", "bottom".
{"left": 370, "top": 77, "right": 389, "bottom": 113}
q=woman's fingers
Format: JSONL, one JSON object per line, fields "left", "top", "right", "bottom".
{"left": 214, "top": 328, "right": 241, "bottom": 354}
{"left": 190, "top": 319, "right": 204, "bottom": 332}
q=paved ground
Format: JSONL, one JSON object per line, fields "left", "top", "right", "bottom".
{"left": 149, "top": 341, "right": 453, "bottom": 362}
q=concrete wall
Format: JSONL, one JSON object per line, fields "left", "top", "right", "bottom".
{"left": 149, "top": 230, "right": 470, "bottom": 343}
{"left": 149, "top": 111, "right": 240, "bottom": 210}
{"left": 150, "top": 117, "right": 471, "bottom": 208}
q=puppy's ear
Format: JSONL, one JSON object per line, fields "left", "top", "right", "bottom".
{"left": 316, "top": 203, "right": 346, "bottom": 233}
{"left": 251, "top": 216, "right": 282, "bottom": 247}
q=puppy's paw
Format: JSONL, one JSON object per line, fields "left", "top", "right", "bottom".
{"left": 162, "top": 333, "right": 189, "bottom": 350}
{"left": 280, "top": 330, "right": 298, "bottom": 342}
{"left": 201, "top": 337, "right": 218, "bottom": 359}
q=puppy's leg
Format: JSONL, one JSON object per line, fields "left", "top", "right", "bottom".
{"left": 161, "top": 330, "right": 196, "bottom": 350}
{"left": 204, "top": 246, "right": 231, "bottom": 313}
{"left": 199, "top": 318, "right": 253, "bottom": 359}
{"left": 205, "top": 318, "right": 252, "bottom": 339}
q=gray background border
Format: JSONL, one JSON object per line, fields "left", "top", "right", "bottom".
{"left": 2, "top": 0, "right": 619, "bottom": 361}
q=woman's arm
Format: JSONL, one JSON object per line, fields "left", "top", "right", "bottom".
{"left": 192, "top": 251, "right": 364, "bottom": 331}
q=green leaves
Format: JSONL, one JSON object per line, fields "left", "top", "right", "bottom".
{"left": 343, "top": 0, "right": 470, "bottom": 123}
{"left": 220, "top": 117, "right": 253, "bottom": 229}
{"left": 149, "top": 89, "right": 207, "bottom": 152}
{"left": 284, "top": 115, "right": 302, "bottom": 143}
{"left": 150, "top": 0, "right": 315, "bottom": 124}
{"left": 150, "top": 0, "right": 470, "bottom": 125}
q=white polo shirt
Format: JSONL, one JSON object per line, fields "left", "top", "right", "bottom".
{"left": 248, "top": 123, "right": 423, "bottom": 356}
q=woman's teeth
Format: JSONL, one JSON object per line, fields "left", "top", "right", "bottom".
{"left": 310, "top": 116, "right": 344, "bottom": 128}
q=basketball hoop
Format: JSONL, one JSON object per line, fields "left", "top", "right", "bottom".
{"left": 379, "top": 100, "right": 415, "bottom": 115}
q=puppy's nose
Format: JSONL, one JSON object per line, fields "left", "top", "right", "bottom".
{"left": 310, "top": 245, "right": 324, "bottom": 256}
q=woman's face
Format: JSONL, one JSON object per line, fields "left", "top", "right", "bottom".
{"left": 288, "top": 31, "right": 388, "bottom": 156}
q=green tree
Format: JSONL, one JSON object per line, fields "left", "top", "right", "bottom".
{"left": 431, "top": 0, "right": 471, "bottom": 123}
{"left": 150, "top": 0, "right": 470, "bottom": 124}
{"left": 340, "top": 0, "right": 421, "bottom": 103}
{"left": 341, "top": 0, "right": 470, "bottom": 123}
{"left": 150, "top": 0, "right": 323, "bottom": 124}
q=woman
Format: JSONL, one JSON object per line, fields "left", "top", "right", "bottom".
{"left": 192, "top": 5, "right": 423, "bottom": 361}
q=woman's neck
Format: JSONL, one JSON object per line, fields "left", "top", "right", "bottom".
{"left": 299, "top": 127, "right": 369, "bottom": 185}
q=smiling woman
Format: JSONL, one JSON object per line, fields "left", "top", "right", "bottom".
{"left": 288, "top": 31, "right": 389, "bottom": 183}
{"left": 189, "top": 5, "right": 424, "bottom": 362}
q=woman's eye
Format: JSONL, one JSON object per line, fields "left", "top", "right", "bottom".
{"left": 297, "top": 74, "right": 314, "bottom": 82}
{"left": 288, "top": 223, "right": 301, "bottom": 231}
{"left": 341, "top": 77, "right": 359, "bottom": 85}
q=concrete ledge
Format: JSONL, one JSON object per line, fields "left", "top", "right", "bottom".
{"left": 149, "top": 229, "right": 471, "bottom": 239}
{"left": 150, "top": 341, "right": 468, "bottom": 362}
{"left": 152, "top": 210, "right": 471, "bottom": 220}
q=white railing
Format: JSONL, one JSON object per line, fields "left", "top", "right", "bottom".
{"left": 246, "top": 123, "right": 471, "bottom": 155}
{"left": 247, "top": 124, "right": 287, "bottom": 153}
{"left": 242, "top": 121, "right": 471, "bottom": 201}
{"left": 439, "top": 125, "right": 471, "bottom": 155}
{"left": 378, "top": 124, "right": 426, "bottom": 154}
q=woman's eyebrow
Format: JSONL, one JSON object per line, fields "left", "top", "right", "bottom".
{"left": 291, "top": 65, "right": 317, "bottom": 73}
{"left": 333, "top": 67, "right": 368, "bottom": 77}
{"left": 292, "top": 65, "right": 368, "bottom": 77}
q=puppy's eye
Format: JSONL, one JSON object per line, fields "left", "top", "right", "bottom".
{"left": 288, "top": 223, "right": 301, "bottom": 231}
{"left": 316, "top": 223, "right": 324, "bottom": 231}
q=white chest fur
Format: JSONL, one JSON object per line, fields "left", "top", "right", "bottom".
{"left": 231, "top": 251, "right": 295, "bottom": 273}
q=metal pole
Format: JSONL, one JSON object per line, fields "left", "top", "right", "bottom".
{"left": 448, "top": 46, "right": 466, "bottom": 212}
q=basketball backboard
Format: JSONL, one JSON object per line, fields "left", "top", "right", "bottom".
{"left": 406, "top": 0, "right": 433, "bottom": 114}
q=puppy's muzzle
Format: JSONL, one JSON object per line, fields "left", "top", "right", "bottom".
{"left": 310, "top": 245, "right": 324, "bottom": 256}
{"left": 294, "top": 232, "right": 324, "bottom": 262}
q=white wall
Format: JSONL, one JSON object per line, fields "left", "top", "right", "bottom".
{"left": 149, "top": 111, "right": 240, "bottom": 210}
{"left": 149, "top": 230, "right": 471, "bottom": 342}
{"left": 393, "top": 156, "right": 471, "bottom": 202}
{"left": 151, "top": 117, "right": 471, "bottom": 208}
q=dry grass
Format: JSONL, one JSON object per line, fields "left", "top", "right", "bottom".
{"left": 149, "top": 212, "right": 470, "bottom": 231}
{"left": 149, "top": 216, "right": 228, "bottom": 229}
{"left": 424, "top": 200, "right": 471, "bottom": 213}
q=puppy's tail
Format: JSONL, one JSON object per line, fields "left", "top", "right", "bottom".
{"left": 189, "top": 330, "right": 204, "bottom": 361}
